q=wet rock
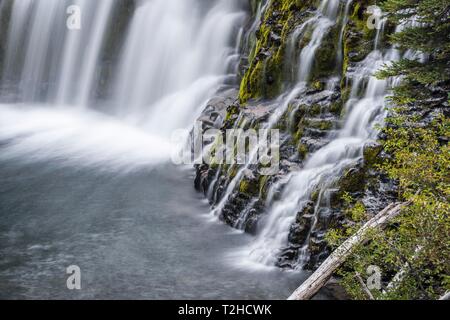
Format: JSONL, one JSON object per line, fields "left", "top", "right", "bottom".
{"left": 363, "top": 142, "right": 382, "bottom": 167}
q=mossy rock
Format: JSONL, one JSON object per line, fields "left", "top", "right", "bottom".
{"left": 239, "top": 178, "right": 259, "bottom": 196}
{"left": 297, "top": 143, "right": 309, "bottom": 159}
{"left": 291, "top": 104, "right": 308, "bottom": 122}
{"left": 363, "top": 142, "right": 383, "bottom": 167}
{"left": 308, "top": 104, "right": 322, "bottom": 116}
{"left": 305, "top": 119, "right": 333, "bottom": 130}
{"left": 225, "top": 104, "right": 240, "bottom": 121}
{"left": 311, "top": 26, "right": 340, "bottom": 81}
{"left": 337, "top": 166, "right": 366, "bottom": 194}
{"left": 259, "top": 174, "right": 272, "bottom": 199}
{"left": 311, "top": 189, "right": 320, "bottom": 202}
{"left": 239, "top": 0, "right": 308, "bottom": 103}
{"left": 293, "top": 125, "right": 305, "bottom": 144}
{"left": 330, "top": 100, "right": 344, "bottom": 115}
{"left": 312, "top": 81, "right": 325, "bottom": 91}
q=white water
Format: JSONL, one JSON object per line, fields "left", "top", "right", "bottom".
{"left": 0, "top": 0, "right": 246, "bottom": 169}
{"left": 298, "top": 0, "right": 340, "bottom": 82}
{"left": 59, "top": 0, "right": 115, "bottom": 106}
{"left": 211, "top": 87, "right": 304, "bottom": 217}
{"left": 214, "top": 0, "right": 405, "bottom": 268}
{"left": 114, "top": 0, "right": 246, "bottom": 133}
{"left": 336, "top": 0, "right": 353, "bottom": 64}
{"left": 245, "top": 34, "right": 401, "bottom": 268}
{"left": 1, "top": 0, "right": 115, "bottom": 104}
{"left": 211, "top": 0, "right": 343, "bottom": 218}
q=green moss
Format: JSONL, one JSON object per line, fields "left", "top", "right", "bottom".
{"left": 239, "top": 0, "right": 309, "bottom": 103}
{"left": 297, "top": 143, "right": 308, "bottom": 159}
{"left": 311, "top": 26, "right": 340, "bottom": 81}
{"left": 225, "top": 104, "right": 240, "bottom": 121}
{"left": 363, "top": 143, "right": 383, "bottom": 167}
{"left": 330, "top": 100, "right": 344, "bottom": 115}
{"left": 293, "top": 125, "right": 305, "bottom": 144}
{"left": 312, "top": 81, "right": 325, "bottom": 91}
{"left": 311, "top": 189, "right": 320, "bottom": 202}
{"left": 259, "top": 174, "right": 270, "bottom": 198}
{"left": 328, "top": 166, "right": 368, "bottom": 208}
{"left": 239, "top": 178, "right": 259, "bottom": 196}
{"left": 309, "top": 104, "right": 322, "bottom": 116}
{"left": 304, "top": 118, "right": 333, "bottom": 130}
{"left": 228, "top": 164, "right": 238, "bottom": 180}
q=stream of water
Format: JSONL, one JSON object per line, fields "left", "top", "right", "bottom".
{"left": 0, "top": 0, "right": 315, "bottom": 299}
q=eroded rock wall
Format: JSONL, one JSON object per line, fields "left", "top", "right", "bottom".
{"left": 195, "top": 0, "right": 398, "bottom": 269}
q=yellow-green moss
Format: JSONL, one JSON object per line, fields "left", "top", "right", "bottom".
{"left": 297, "top": 143, "right": 308, "bottom": 159}
{"left": 239, "top": 0, "right": 308, "bottom": 103}
{"left": 239, "top": 179, "right": 259, "bottom": 195}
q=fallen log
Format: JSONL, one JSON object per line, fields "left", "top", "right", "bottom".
{"left": 382, "top": 245, "right": 423, "bottom": 297}
{"left": 439, "top": 292, "right": 450, "bottom": 300}
{"left": 288, "top": 202, "right": 408, "bottom": 300}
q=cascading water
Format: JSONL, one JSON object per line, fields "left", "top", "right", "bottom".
{"left": 0, "top": 0, "right": 423, "bottom": 299}
{"left": 243, "top": 5, "right": 402, "bottom": 268}
{"left": 248, "top": 50, "right": 397, "bottom": 267}
{"left": 0, "top": 0, "right": 246, "bottom": 170}
{"left": 298, "top": 0, "right": 340, "bottom": 82}
{"left": 114, "top": 0, "right": 246, "bottom": 134}
{"left": 1, "top": 0, "right": 317, "bottom": 300}
{"left": 210, "top": 0, "right": 343, "bottom": 219}
{"left": 199, "top": 0, "right": 406, "bottom": 271}
{"left": 57, "top": 0, "right": 115, "bottom": 106}
{"left": 1, "top": 0, "right": 115, "bottom": 104}
{"left": 336, "top": 0, "right": 353, "bottom": 65}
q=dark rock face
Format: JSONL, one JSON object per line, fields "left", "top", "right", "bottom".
{"left": 193, "top": 0, "right": 400, "bottom": 271}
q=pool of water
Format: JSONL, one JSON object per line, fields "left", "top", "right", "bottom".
{"left": 0, "top": 145, "right": 312, "bottom": 299}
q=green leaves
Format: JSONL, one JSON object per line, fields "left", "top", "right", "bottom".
{"left": 326, "top": 0, "right": 450, "bottom": 300}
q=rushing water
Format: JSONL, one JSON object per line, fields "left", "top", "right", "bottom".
{"left": 0, "top": 0, "right": 407, "bottom": 298}
{"left": 247, "top": 48, "right": 397, "bottom": 267}
{"left": 245, "top": 9, "right": 401, "bottom": 267}
{"left": 204, "top": 0, "right": 399, "bottom": 270}
{"left": 207, "top": 0, "right": 349, "bottom": 265}
{"left": 0, "top": 0, "right": 318, "bottom": 299}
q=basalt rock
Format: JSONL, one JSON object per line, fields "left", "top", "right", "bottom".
{"left": 194, "top": 0, "right": 401, "bottom": 273}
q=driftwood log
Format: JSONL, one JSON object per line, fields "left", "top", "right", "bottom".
{"left": 288, "top": 202, "right": 408, "bottom": 300}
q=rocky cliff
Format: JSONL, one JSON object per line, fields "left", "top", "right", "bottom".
{"left": 195, "top": 0, "right": 401, "bottom": 270}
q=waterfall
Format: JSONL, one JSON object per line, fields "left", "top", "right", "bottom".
{"left": 211, "top": 0, "right": 341, "bottom": 217}
{"left": 1, "top": 0, "right": 33, "bottom": 89}
{"left": 248, "top": 50, "right": 396, "bottom": 267}
{"left": 113, "top": 0, "right": 246, "bottom": 134}
{"left": 336, "top": 0, "right": 353, "bottom": 65}
{"left": 0, "top": 0, "right": 246, "bottom": 170}
{"left": 298, "top": 0, "right": 339, "bottom": 82}
{"left": 202, "top": 0, "right": 404, "bottom": 269}
{"left": 58, "top": 0, "right": 115, "bottom": 106}
{"left": 1, "top": 0, "right": 115, "bottom": 104}
{"left": 0, "top": 0, "right": 410, "bottom": 272}
{"left": 243, "top": 8, "right": 403, "bottom": 268}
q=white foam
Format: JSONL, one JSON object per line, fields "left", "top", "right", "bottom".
{"left": 0, "top": 104, "right": 173, "bottom": 172}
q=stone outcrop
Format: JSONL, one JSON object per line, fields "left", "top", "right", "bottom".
{"left": 194, "top": 0, "right": 400, "bottom": 270}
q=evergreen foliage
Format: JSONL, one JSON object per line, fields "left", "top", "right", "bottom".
{"left": 327, "top": 0, "right": 450, "bottom": 299}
